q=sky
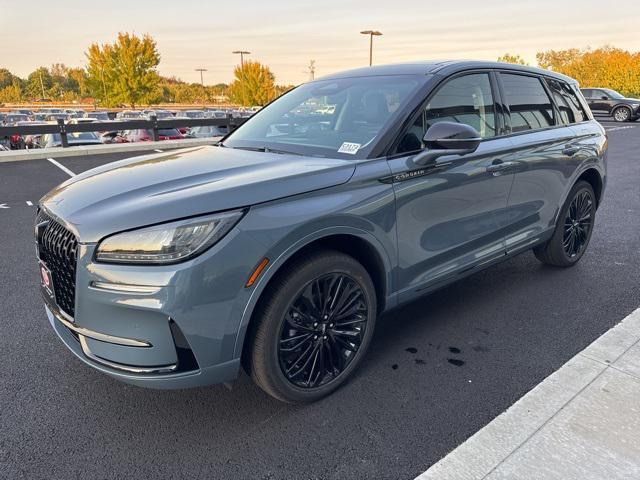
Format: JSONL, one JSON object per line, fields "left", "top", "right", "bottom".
{"left": 1, "top": 0, "right": 638, "bottom": 86}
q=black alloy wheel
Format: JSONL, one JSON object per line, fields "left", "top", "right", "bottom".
{"left": 245, "top": 250, "right": 376, "bottom": 403}
{"left": 533, "top": 180, "right": 596, "bottom": 267}
{"left": 278, "top": 273, "right": 368, "bottom": 389}
{"left": 563, "top": 190, "right": 594, "bottom": 258}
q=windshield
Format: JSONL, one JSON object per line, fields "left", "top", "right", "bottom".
{"left": 602, "top": 88, "right": 624, "bottom": 99}
{"left": 224, "top": 75, "right": 422, "bottom": 158}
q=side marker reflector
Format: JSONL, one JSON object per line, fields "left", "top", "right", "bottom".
{"left": 246, "top": 258, "right": 269, "bottom": 287}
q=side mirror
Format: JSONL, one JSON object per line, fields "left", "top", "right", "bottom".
{"left": 600, "top": 96, "right": 608, "bottom": 100}
{"left": 412, "top": 122, "right": 482, "bottom": 165}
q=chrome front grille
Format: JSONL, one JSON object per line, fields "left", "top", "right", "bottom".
{"left": 35, "top": 210, "right": 78, "bottom": 317}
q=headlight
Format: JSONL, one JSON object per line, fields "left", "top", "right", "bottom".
{"left": 95, "top": 210, "right": 244, "bottom": 264}
{"left": 631, "top": 103, "right": 640, "bottom": 110}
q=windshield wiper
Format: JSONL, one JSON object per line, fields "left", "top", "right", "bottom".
{"left": 226, "top": 145, "right": 303, "bottom": 156}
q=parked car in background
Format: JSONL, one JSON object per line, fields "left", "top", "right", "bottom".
{"left": 5, "top": 113, "right": 30, "bottom": 125}
{"left": 64, "top": 109, "right": 84, "bottom": 118}
{"left": 180, "top": 109, "right": 207, "bottom": 119}
{"left": 11, "top": 109, "right": 34, "bottom": 118}
{"left": 21, "top": 121, "right": 51, "bottom": 149}
{"left": 85, "top": 111, "right": 110, "bottom": 121}
{"left": 32, "top": 113, "right": 49, "bottom": 122}
{"left": 188, "top": 125, "right": 228, "bottom": 138}
{"left": 37, "top": 108, "right": 63, "bottom": 114}
{"left": 36, "top": 131, "right": 102, "bottom": 148}
{"left": 205, "top": 109, "right": 228, "bottom": 119}
{"left": 580, "top": 88, "right": 640, "bottom": 122}
{"left": 69, "top": 118, "right": 96, "bottom": 124}
{"left": 45, "top": 113, "right": 71, "bottom": 122}
{"left": 36, "top": 61, "right": 607, "bottom": 403}
{"left": 3, "top": 115, "right": 32, "bottom": 148}
{"left": 143, "top": 109, "right": 174, "bottom": 119}
{"left": 116, "top": 110, "right": 144, "bottom": 119}
{"left": 123, "top": 128, "right": 183, "bottom": 142}
{"left": 99, "top": 131, "right": 128, "bottom": 144}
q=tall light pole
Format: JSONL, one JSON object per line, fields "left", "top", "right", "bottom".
{"left": 232, "top": 50, "right": 250, "bottom": 107}
{"left": 195, "top": 68, "right": 207, "bottom": 108}
{"left": 38, "top": 69, "right": 46, "bottom": 99}
{"left": 360, "top": 30, "right": 383, "bottom": 66}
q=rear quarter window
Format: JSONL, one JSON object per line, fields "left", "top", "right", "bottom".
{"left": 546, "top": 79, "right": 588, "bottom": 124}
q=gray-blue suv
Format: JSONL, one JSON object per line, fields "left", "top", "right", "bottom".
{"left": 36, "top": 61, "right": 607, "bottom": 402}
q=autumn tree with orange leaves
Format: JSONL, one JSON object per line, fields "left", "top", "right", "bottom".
{"left": 536, "top": 47, "right": 640, "bottom": 97}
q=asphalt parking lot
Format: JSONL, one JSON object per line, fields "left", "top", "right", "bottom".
{"left": 1, "top": 122, "right": 639, "bottom": 480}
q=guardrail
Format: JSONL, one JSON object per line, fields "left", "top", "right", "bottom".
{"left": 0, "top": 115, "right": 248, "bottom": 148}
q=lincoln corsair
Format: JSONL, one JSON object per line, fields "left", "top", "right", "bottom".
{"left": 36, "top": 61, "right": 607, "bottom": 403}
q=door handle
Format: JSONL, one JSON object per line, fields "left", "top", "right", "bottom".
{"left": 563, "top": 145, "right": 580, "bottom": 156}
{"left": 486, "top": 160, "right": 516, "bottom": 174}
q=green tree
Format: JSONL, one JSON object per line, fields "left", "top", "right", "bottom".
{"left": 67, "top": 67, "right": 89, "bottom": 97}
{"left": 0, "top": 83, "right": 23, "bottom": 103}
{"left": 0, "top": 68, "right": 20, "bottom": 89}
{"left": 497, "top": 53, "right": 528, "bottom": 65}
{"left": 227, "top": 61, "right": 276, "bottom": 106}
{"left": 25, "top": 67, "right": 53, "bottom": 99}
{"left": 86, "top": 32, "right": 161, "bottom": 107}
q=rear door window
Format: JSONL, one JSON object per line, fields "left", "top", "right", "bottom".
{"left": 501, "top": 73, "right": 555, "bottom": 133}
{"left": 546, "top": 79, "right": 588, "bottom": 124}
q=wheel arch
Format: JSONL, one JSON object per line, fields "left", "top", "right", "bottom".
{"left": 576, "top": 167, "right": 604, "bottom": 207}
{"left": 232, "top": 227, "right": 394, "bottom": 359}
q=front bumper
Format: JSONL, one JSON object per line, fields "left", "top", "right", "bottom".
{"left": 41, "top": 219, "right": 267, "bottom": 389}
{"left": 48, "top": 304, "right": 240, "bottom": 388}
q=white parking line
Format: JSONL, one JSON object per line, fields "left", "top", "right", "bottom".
{"left": 26, "top": 200, "right": 33, "bottom": 206}
{"left": 605, "top": 126, "right": 636, "bottom": 132}
{"left": 46, "top": 157, "right": 76, "bottom": 177}
{"left": 415, "top": 308, "right": 640, "bottom": 480}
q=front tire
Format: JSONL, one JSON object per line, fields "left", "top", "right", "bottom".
{"left": 613, "top": 106, "right": 631, "bottom": 122}
{"left": 534, "top": 180, "right": 596, "bottom": 267}
{"left": 245, "top": 250, "right": 377, "bottom": 403}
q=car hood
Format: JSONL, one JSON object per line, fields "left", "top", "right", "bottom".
{"left": 40, "top": 145, "right": 356, "bottom": 242}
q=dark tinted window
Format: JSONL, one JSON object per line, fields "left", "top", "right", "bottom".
{"left": 426, "top": 73, "right": 496, "bottom": 138}
{"left": 547, "top": 79, "right": 588, "bottom": 124}
{"left": 502, "top": 73, "right": 554, "bottom": 132}
{"left": 581, "top": 89, "right": 593, "bottom": 99}
{"left": 395, "top": 73, "right": 495, "bottom": 154}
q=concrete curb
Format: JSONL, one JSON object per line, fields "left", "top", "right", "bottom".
{"left": 415, "top": 307, "right": 640, "bottom": 480}
{"left": 0, "top": 137, "right": 220, "bottom": 163}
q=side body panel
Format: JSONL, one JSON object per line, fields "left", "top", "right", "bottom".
{"left": 387, "top": 138, "right": 514, "bottom": 303}
{"left": 501, "top": 127, "right": 584, "bottom": 253}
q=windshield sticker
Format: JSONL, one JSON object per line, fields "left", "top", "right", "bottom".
{"left": 338, "top": 142, "right": 361, "bottom": 155}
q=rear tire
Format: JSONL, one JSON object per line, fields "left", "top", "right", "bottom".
{"left": 534, "top": 180, "right": 596, "bottom": 267}
{"left": 613, "top": 106, "right": 631, "bottom": 122}
{"left": 245, "top": 250, "right": 377, "bottom": 403}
